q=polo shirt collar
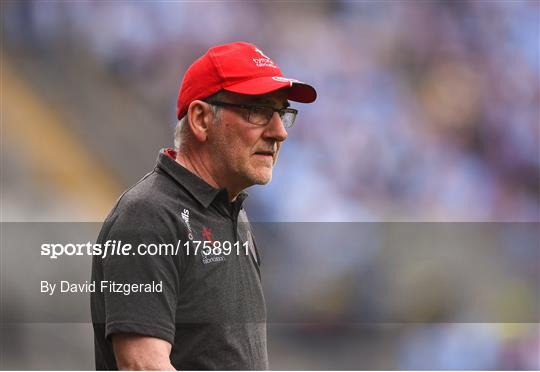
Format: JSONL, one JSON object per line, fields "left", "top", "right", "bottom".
{"left": 157, "top": 148, "right": 248, "bottom": 209}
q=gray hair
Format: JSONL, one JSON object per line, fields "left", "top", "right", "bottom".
{"left": 174, "top": 91, "right": 224, "bottom": 151}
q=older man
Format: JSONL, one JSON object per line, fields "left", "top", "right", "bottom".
{"left": 91, "top": 41, "right": 316, "bottom": 370}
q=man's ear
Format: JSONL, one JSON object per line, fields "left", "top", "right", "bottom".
{"left": 187, "top": 100, "right": 213, "bottom": 142}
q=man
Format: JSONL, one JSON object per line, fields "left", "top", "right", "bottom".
{"left": 91, "top": 41, "right": 316, "bottom": 370}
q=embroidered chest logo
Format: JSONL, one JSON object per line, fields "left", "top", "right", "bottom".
{"left": 201, "top": 226, "right": 225, "bottom": 265}
{"left": 201, "top": 227, "right": 214, "bottom": 243}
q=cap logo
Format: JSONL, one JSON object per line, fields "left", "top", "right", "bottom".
{"left": 272, "top": 76, "right": 300, "bottom": 83}
{"left": 254, "top": 48, "right": 271, "bottom": 59}
{"left": 252, "top": 47, "right": 278, "bottom": 69}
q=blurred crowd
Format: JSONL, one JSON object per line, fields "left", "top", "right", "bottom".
{"left": 3, "top": 0, "right": 539, "bottom": 370}
{"left": 5, "top": 0, "right": 538, "bottom": 221}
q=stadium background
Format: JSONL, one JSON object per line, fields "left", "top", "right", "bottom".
{"left": 1, "top": 1, "right": 539, "bottom": 369}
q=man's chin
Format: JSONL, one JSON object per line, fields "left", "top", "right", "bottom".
{"left": 254, "top": 176, "right": 272, "bottom": 185}
{"left": 250, "top": 171, "right": 273, "bottom": 185}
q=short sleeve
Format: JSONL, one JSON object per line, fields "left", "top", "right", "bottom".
{"left": 98, "top": 199, "right": 183, "bottom": 344}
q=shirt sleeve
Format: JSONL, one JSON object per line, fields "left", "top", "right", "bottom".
{"left": 99, "top": 198, "right": 184, "bottom": 344}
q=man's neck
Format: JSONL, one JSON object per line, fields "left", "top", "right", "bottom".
{"left": 175, "top": 150, "right": 240, "bottom": 201}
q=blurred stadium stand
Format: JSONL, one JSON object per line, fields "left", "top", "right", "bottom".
{"left": 2, "top": 0, "right": 538, "bottom": 222}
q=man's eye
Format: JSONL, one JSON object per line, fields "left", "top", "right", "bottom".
{"left": 251, "top": 107, "right": 267, "bottom": 115}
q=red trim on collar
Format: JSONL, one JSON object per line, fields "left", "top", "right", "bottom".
{"left": 164, "top": 148, "right": 178, "bottom": 161}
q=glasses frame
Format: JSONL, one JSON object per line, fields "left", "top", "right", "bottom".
{"left": 206, "top": 101, "right": 298, "bottom": 128}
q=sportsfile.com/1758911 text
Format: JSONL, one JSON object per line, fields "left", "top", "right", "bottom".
{"left": 40, "top": 240, "right": 250, "bottom": 259}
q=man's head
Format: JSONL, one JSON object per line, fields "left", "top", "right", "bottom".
{"left": 174, "top": 41, "right": 316, "bottom": 197}
{"left": 176, "top": 41, "right": 316, "bottom": 120}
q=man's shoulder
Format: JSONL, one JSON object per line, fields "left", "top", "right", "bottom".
{"left": 98, "top": 170, "right": 191, "bottom": 243}
{"left": 106, "top": 168, "right": 187, "bottom": 224}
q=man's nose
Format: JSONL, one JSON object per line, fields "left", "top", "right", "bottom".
{"left": 263, "top": 112, "right": 288, "bottom": 142}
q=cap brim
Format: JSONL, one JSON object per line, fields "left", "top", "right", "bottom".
{"left": 223, "top": 76, "right": 317, "bottom": 103}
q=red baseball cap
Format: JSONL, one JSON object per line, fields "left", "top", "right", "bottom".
{"left": 176, "top": 41, "right": 317, "bottom": 119}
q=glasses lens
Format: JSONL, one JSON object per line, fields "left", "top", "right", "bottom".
{"left": 247, "top": 106, "right": 297, "bottom": 128}
{"left": 282, "top": 111, "right": 296, "bottom": 128}
{"left": 249, "top": 106, "right": 273, "bottom": 126}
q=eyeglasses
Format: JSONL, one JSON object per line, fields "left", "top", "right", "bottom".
{"left": 206, "top": 101, "right": 298, "bottom": 128}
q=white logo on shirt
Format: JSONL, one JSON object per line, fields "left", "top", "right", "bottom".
{"left": 202, "top": 256, "right": 225, "bottom": 265}
{"left": 180, "top": 208, "right": 194, "bottom": 240}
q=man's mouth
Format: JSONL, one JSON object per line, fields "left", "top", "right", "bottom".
{"left": 254, "top": 150, "right": 274, "bottom": 156}
{"left": 253, "top": 150, "right": 275, "bottom": 161}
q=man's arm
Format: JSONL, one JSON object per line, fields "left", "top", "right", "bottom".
{"left": 112, "top": 333, "right": 176, "bottom": 371}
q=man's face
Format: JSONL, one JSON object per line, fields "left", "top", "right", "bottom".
{"left": 207, "top": 90, "right": 290, "bottom": 193}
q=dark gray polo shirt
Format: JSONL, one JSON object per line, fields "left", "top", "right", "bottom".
{"left": 91, "top": 148, "right": 267, "bottom": 370}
